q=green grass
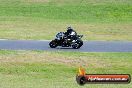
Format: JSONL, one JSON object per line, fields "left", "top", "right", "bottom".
{"left": 0, "top": 50, "right": 132, "bottom": 88}
{"left": 0, "top": 3, "right": 131, "bottom": 22}
{"left": 0, "top": 0, "right": 131, "bottom": 40}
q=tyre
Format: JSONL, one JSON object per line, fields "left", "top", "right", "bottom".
{"left": 72, "top": 40, "right": 83, "bottom": 49}
{"left": 49, "top": 40, "right": 58, "bottom": 48}
{"left": 76, "top": 76, "right": 86, "bottom": 85}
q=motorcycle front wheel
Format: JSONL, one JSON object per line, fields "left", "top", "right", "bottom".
{"left": 72, "top": 40, "right": 83, "bottom": 49}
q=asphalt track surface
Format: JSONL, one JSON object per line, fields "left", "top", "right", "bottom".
{"left": 0, "top": 40, "right": 132, "bottom": 52}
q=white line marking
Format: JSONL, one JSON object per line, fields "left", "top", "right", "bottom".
{"left": 0, "top": 39, "right": 8, "bottom": 40}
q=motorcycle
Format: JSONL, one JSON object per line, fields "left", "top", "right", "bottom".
{"left": 49, "top": 32, "right": 83, "bottom": 49}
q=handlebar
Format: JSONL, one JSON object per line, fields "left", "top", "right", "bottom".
{"left": 77, "top": 35, "right": 83, "bottom": 38}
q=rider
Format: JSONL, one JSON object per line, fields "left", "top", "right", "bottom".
{"left": 65, "top": 27, "right": 77, "bottom": 39}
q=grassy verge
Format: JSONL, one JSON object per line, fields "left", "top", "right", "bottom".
{"left": 0, "top": 50, "right": 131, "bottom": 88}
{"left": 0, "top": 0, "right": 131, "bottom": 40}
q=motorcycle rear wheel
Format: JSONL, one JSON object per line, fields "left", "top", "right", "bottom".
{"left": 49, "top": 40, "right": 58, "bottom": 48}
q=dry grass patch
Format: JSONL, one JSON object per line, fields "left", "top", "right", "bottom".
{"left": 22, "top": 0, "right": 50, "bottom": 3}
{"left": 0, "top": 50, "right": 131, "bottom": 70}
{"left": 0, "top": 19, "right": 132, "bottom": 40}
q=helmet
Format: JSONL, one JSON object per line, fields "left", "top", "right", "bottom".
{"left": 67, "top": 27, "right": 72, "bottom": 30}
{"left": 67, "top": 27, "right": 73, "bottom": 33}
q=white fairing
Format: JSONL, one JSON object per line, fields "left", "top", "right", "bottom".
{"left": 56, "top": 32, "right": 64, "bottom": 40}
{"left": 70, "top": 31, "right": 76, "bottom": 35}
